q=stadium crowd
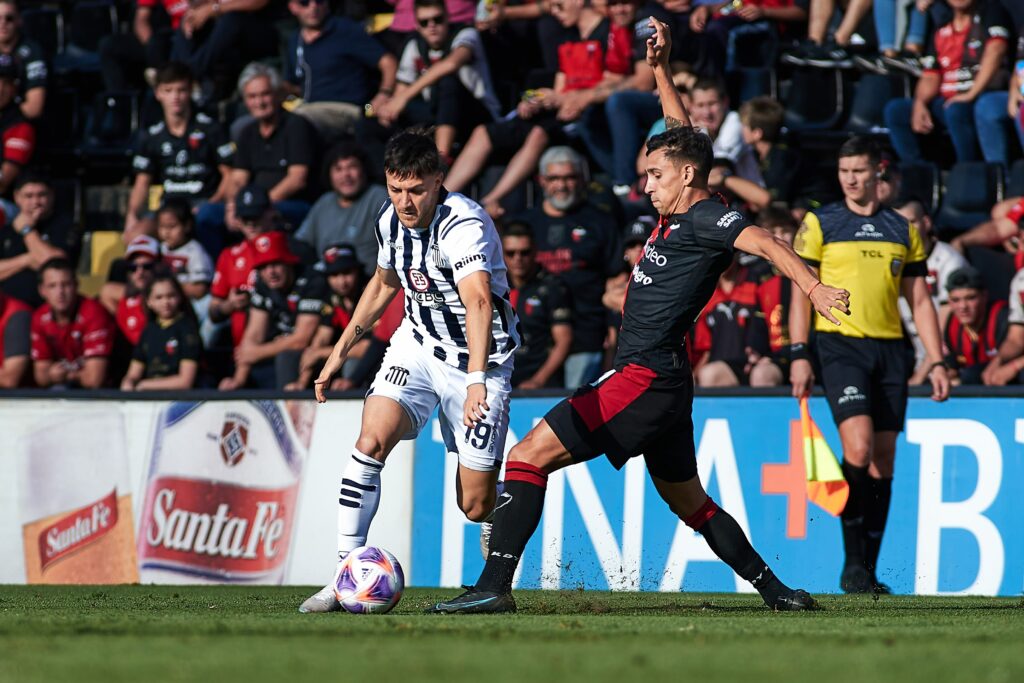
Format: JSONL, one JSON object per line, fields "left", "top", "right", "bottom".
{"left": 0, "top": 0, "right": 1023, "bottom": 392}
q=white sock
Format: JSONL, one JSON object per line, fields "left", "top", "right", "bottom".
{"left": 337, "top": 450, "right": 384, "bottom": 559}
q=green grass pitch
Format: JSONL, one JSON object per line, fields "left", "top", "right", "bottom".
{"left": 1, "top": 586, "right": 1021, "bottom": 683}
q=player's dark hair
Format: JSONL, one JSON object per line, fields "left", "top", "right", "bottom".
{"left": 691, "top": 78, "right": 727, "bottom": 100}
{"left": 38, "top": 257, "right": 75, "bottom": 284}
{"left": 155, "top": 61, "right": 194, "bottom": 87}
{"left": 893, "top": 196, "right": 928, "bottom": 215}
{"left": 414, "top": 0, "right": 447, "bottom": 13}
{"left": 739, "top": 97, "right": 784, "bottom": 143}
{"left": 13, "top": 170, "right": 51, "bottom": 192}
{"left": 646, "top": 126, "right": 714, "bottom": 181}
{"left": 143, "top": 272, "right": 199, "bottom": 327}
{"left": 501, "top": 221, "right": 534, "bottom": 243}
{"left": 384, "top": 127, "right": 443, "bottom": 180}
{"left": 158, "top": 197, "right": 196, "bottom": 236}
{"left": 323, "top": 140, "right": 369, "bottom": 185}
{"left": 756, "top": 206, "right": 797, "bottom": 233}
{"left": 837, "top": 136, "right": 881, "bottom": 165}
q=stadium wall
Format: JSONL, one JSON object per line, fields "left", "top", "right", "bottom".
{"left": 1, "top": 394, "right": 1022, "bottom": 596}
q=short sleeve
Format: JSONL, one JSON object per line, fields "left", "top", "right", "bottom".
{"left": 982, "top": 1, "right": 1012, "bottom": 44}
{"left": 794, "top": 212, "right": 824, "bottom": 265}
{"left": 186, "top": 242, "right": 214, "bottom": 283}
{"left": 21, "top": 42, "right": 48, "bottom": 90}
{"left": 210, "top": 251, "right": 233, "bottom": 298}
{"left": 907, "top": 221, "right": 927, "bottom": 264}
{"left": 179, "top": 322, "right": 202, "bottom": 361}
{"left": 692, "top": 202, "right": 752, "bottom": 252}
{"left": 285, "top": 114, "right": 317, "bottom": 168}
{"left": 81, "top": 304, "right": 115, "bottom": 358}
{"left": 132, "top": 329, "right": 148, "bottom": 362}
{"left": 548, "top": 278, "right": 573, "bottom": 325}
{"left": 249, "top": 279, "right": 273, "bottom": 312}
{"left": 132, "top": 130, "right": 153, "bottom": 175}
{"left": 396, "top": 40, "right": 420, "bottom": 85}
{"left": 440, "top": 214, "right": 493, "bottom": 284}
{"left": 29, "top": 313, "right": 51, "bottom": 361}
{"left": 296, "top": 275, "right": 329, "bottom": 317}
{"left": 3, "top": 309, "right": 30, "bottom": 358}
{"left": 376, "top": 206, "right": 396, "bottom": 271}
{"left": 345, "top": 20, "right": 386, "bottom": 68}
{"left": 1008, "top": 270, "right": 1024, "bottom": 325}
{"left": 232, "top": 124, "right": 253, "bottom": 171}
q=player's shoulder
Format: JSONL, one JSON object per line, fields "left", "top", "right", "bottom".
{"left": 689, "top": 198, "right": 746, "bottom": 230}
{"left": 437, "top": 191, "right": 492, "bottom": 239}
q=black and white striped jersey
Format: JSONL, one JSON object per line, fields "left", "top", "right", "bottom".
{"left": 375, "top": 189, "right": 520, "bottom": 372}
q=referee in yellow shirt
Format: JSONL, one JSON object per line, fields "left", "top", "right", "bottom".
{"left": 789, "top": 137, "right": 950, "bottom": 594}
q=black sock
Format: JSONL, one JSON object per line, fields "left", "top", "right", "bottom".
{"left": 864, "top": 476, "right": 892, "bottom": 576}
{"left": 841, "top": 462, "right": 870, "bottom": 568}
{"left": 475, "top": 462, "right": 548, "bottom": 594}
{"left": 687, "top": 498, "right": 790, "bottom": 604}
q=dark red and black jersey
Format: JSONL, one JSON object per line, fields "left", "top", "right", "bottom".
{"left": 30, "top": 296, "right": 115, "bottom": 363}
{"left": 510, "top": 268, "right": 573, "bottom": 386}
{"left": 616, "top": 199, "right": 752, "bottom": 387}
{"left": 944, "top": 299, "right": 1009, "bottom": 373}
{"left": 757, "top": 274, "right": 791, "bottom": 355}
{"left": 922, "top": 3, "right": 1012, "bottom": 99}
{"left": 558, "top": 18, "right": 632, "bottom": 92}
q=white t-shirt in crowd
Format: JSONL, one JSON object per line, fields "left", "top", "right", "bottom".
{"left": 900, "top": 239, "right": 969, "bottom": 366}
{"left": 163, "top": 238, "right": 214, "bottom": 285}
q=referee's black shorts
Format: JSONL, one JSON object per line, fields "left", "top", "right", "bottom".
{"left": 816, "top": 332, "right": 908, "bottom": 432}
{"left": 544, "top": 364, "right": 698, "bottom": 483}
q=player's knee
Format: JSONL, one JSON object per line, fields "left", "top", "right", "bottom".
{"left": 353, "top": 434, "right": 389, "bottom": 463}
{"left": 507, "top": 433, "right": 558, "bottom": 473}
{"left": 460, "top": 497, "right": 493, "bottom": 523}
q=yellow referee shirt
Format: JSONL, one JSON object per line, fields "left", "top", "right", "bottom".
{"left": 795, "top": 202, "right": 927, "bottom": 339}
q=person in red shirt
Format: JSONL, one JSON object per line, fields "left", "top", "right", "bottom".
{"left": 884, "top": 0, "right": 1014, "bottom": 165}
{"left": 0, "top": 290, "right": 30, "bottom": 387}
{"left": 114, "top": 236, "right": 163, "bottom": 347}
{"left": 943, "top": 266, "right": 1009, "bottom": 385}
{"left": 30, "top": 259, "right": 115, "bottom": 389}
{"left": 0, "top": 53, "right": 34, "bottom": 196}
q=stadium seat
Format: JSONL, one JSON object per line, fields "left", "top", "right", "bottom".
{"left": 20, "top": 5, "right": 64, "bottom": 60}
{"left": 935, "top": 162, "right": 1004, "bottom": 234}
{"left": 1008, "top": 159, "right": 1024, "bottom": 198}
{"left": 66, "top": 1, "right": 118, "bottom": 54}
{"left": 81, "top": 91, "right": 139, "bottom": 158}
{"left": 897, "top": 162, "right": 941, "bottom": 215}
{"left": 845, "top": 73, "right": 912, "bottom": 134}
{"left": 780, "top": 67, "right": 847, "bottom": 132}
{"left": 36, "top": 87, "right": 79, "bottom": 160}
{"left": 965, "top": 246, "right": 1015, "bottom": 301}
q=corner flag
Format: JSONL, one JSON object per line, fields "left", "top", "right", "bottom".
{"left": 799, "top": 397, "right": 848, "bottom": 516}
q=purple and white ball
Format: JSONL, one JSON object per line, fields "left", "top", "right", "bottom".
{"left": 334, "top": 546, "right": 405, "bottom": 614}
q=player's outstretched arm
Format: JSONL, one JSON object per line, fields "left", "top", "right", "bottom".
{"left": 646, "top": 17, "right": 691, "bottom": 129}
{"left": 733, "top": 225, "right": 850, "bottom": 326}
{"left": 314, "top": 266, "right": 402, "bottom": 403}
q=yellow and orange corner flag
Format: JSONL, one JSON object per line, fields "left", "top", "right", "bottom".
{"left": 799, "top": 397, "right": 849, "bottom": 516}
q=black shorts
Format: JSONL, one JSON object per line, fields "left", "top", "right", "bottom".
{"left": 544, "top": 364, "right": 698, "bottom": 483}
{"left": 817, "top": 333, "right": 908, "bottom": 432}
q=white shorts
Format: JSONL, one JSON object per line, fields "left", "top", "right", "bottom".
{"left": 368, "top": 332, "right": 512, "bottom": 472}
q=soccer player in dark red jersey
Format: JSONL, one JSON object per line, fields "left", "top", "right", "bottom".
{"left": 429, "top": 18, "right": 851, "bottom": 614}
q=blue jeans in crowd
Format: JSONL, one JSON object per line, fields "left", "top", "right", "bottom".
{"left": 195, "top": 199, "right": 312, "bottom": 259}
{"left": 884, "top": 92, "right": 1012, "bottom": 165}
{"left": 563, "top": 351, "right": 604, "bottom": 390}
{"left": 874, "top": 0, "right": 928, "bottom": 52}
{"left": 603, "top": 91, "right": 663, "bottom": 187}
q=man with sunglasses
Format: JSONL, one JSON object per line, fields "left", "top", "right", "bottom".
{"left": 0, "top": 0, "right": 46, "bottom": 120}
{"left": 285, "top": 0, "right": 398, "bottom": 142}
{"left": 115, "top": 236, "right": 163, "bottom": 348}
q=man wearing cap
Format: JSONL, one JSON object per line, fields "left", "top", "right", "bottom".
{"left": 943, "top": 266, "right": 1009, "bottom": 386}
{"left": 503, "top": 222, "right": 572, "bottom": 389}
{"left": 0, "top": 52, "right": 34, "bottom": 196}
{"left": 219, "top": 230, "right": 329, "bottom": 389}
{"left": 31, "top": 258, "right": 116, "bottom": 389}
{"left": 0, "top": 173, "right": 70, "bottom": 308}
{"left": 285, "top": 242, "right": 368, "bottom": 392}
{"left": 115, "top": 236, "right": 163, "bottom": 347}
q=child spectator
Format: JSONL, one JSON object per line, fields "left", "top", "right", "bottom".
{"left": 943, "top": 266, "right": 1009, "bottom": 385}
{"left": 121, "top": 273, "right": 201, "bottom": 391}
{"left": 30, "top": 258, "right": 115, "bottom": 389}
{"left": 157, "top": 198, "right": 214, "bottom": 326}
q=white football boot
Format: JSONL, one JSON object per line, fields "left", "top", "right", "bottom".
{"left": 298, "top": 563, "right": 343, "bottom": 613}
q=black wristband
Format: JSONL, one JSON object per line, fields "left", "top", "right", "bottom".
{"left": 929, "top": 360, "right": 949, "bottom": 373}
{"left": 790, "top": 342, "right": 810, "bottom": 362}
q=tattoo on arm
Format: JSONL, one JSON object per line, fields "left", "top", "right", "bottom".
{"left": 665, "top": 116, "right": 684, "bottom": 129}
{"left": 353, "top": 325, "right": 365, "bottom": 340}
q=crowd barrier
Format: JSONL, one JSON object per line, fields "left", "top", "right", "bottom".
{"left": 1, "top": 391, "right": 1021, "bottom": 596}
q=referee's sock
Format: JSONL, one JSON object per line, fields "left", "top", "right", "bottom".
{"left": 686, "top": 498, "right": 789, "bottom": 603}
{"left": 864, "top": 476, "right": 893, "bottom": 576}
{"left": 475, "top": 462, "right": 548, "bottom": 594}
{"left": 336, "top": 450, "right": 384, "bottom": 560}
{"left": 840, "top": 462, "right": 870, "bottom": 568}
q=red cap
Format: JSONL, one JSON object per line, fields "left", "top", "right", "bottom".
{"left": 251, "top": 231, "right": 300, "bottom": 268}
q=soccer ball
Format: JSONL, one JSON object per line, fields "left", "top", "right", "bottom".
{"left": 334, "top": 546, "right": 405, "bottom": 614}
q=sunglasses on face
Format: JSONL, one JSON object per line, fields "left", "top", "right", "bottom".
{"left": 417, "top": 15, "right": 446, "bottom": 27}
{"left": 295, "top": 0, "right": 327, "bottom": 7}
{"left": 0, "top": 14, "right": 16, "bottom": 23}
{"left": 505, "top": 249, "right": 533, "bottom": 258}
{"left": 128, "top": 262, "right": 155, "bottom": 272}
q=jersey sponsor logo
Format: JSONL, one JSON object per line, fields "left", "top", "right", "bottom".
{"left": 385, "top": 365, "right": 410, "bottom": 386}
{"left": 175, "top": 149, "right": 189, "bottom": 167}
{"left": 409, "top": 269, "right": 431, "bottom": 292}
{"left": 631, "top": 266, "right": 653, "bottom": 286}
{"left": 643, "top": 243, "right": 668, "bottom": 267}
{"left": 837, "top": 385, "right": 866, "bottom": 404}
{"left": 854, "top": 223, "right": 883, "bottom": 239}
{"left": 165, "top": 338, "right": 179, "bottom": 356}
{"left": 161, "top": 141, "right": 174, "bottom": 156}
{"left": 667, "top": 223, "right": 680, "bottom": 231}
{"left": 861, "top": 249, "right": 884, "bottom": 258}
{"left": 890, "top": 257, "right": 904, "bottom": 277}
{"left": 410, "top": 290, "right": 446, "bottom": 309}
{"left": 454, "top": 253, "right": 486, "bottom": 270}
{"left": 571, "top": 227, "right": 587, "bottom": 242}
{"left": 717, "top": 211, "right": 742, "bottom": 228}
{"left": 188, "top": 131, "right": 206, "bottom": 149}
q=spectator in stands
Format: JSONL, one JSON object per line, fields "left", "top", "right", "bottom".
{"left": 285, "top": 0, "right": 398, "bottom": 142}
{"left": 602, "top": 215, "right": 652, "bottom": 313}
{"left": 503, "top": 221, "right": 573, "bottom": 388}
{"left": 943, "top": 266, "right": 1008, "bottom": 385}
{"left": 0, "top": 0, "right": 47, "bottom": 120}
{"left": 219, "top": 231, "right": 327, "bottom": 390}
{"left": 121, "top": 273, "right": 201, "bottom": 390}
{"left": 99, "top": 0, "right": 183, "bottom": 91}
{"left": 884, "top": 0, "right": 1016, "bottom": 166}
{"left": 512, "top": 147, "right": 620, "bottom": 388}
{"left": 713, "top": 96, "right": 800, "bottom": 211}
{"left": 367, "top": 0, "right": 500, "bottom": 165}
{"left": 170, "top": 0, "right": 277, "bottom": 97}
{"left": 443, "top": 0, "right": 641, "bottom": 216}
{"left": 1007, "top": 12, "right": 1024, "bottom": 151}
{"left": 689, "top": 0, "right": 807, "bottom": 78}
{"left": 0, "top": 173, "right": 71, "bottom": 308}
{"left": 223, "top": 63, "right": 319, "bottom": 232}
{"left": 113, "top": 235, "right": 162, "bottom": 348}
{"left": 285, "top": 243, "right": 369, "bottom": 391}
{"left": 950, "top": 195, "right": 1023, "bottom": 258}
{"left": 381, "top": 0, "right": 477, "bottom": 55}
{"left": 30, "top": 258, "right": 115, "bottom": 389}
{"left": 295, "top": 142, "right": 387, "bottom": 275}
{"left": 875, "top": 151, "right": 902, "bottom": 207}
{"left": 796, "top": 0, "right": 875, "bottom": 64}
{"left": 157, "top": 199, "right": 214, "bottom": 339}
{"left": 127, "top": 63, "right": 233, "bottom": 250}
{"left": 753, "top": 208, "right": 799, "bottom": 370}
{"left": 0, "top": 53, "right": 34, "bottom": 194}
{"left": 986, "top": 264, "right": 1024, "bottom": 385}
{"left": 694, "top": 256, "right": 779, "bottom": 387}
{"left": 0, "top": 289, "right": 28, "bottom": 386}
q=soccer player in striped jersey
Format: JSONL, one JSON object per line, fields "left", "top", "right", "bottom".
{"left": 299, "top": 128, "right": 520, "bottom": 613}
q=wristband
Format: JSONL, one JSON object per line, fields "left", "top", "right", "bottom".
{"left": 808, "top": 281, "right": 822, "bottom": 297}
{"left": 378, "top": 87, "right": 394, "bottom": 96}
{"left": 790, "top": 342, "right": 810, "bottom": 362}
{"left": 466, "top": 370, "right": 486, "bottom": 387}
{"left": 929, "top": 360, "right": 949, "bottom": 374}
